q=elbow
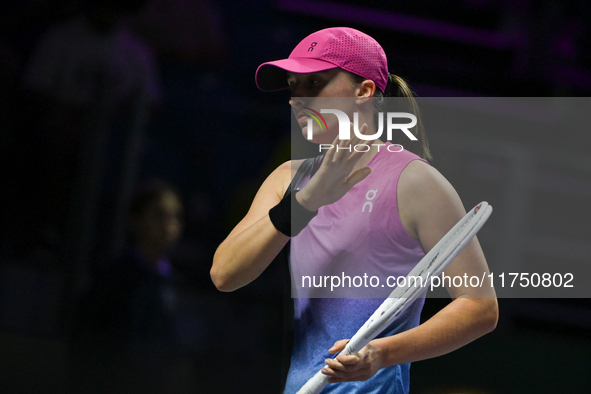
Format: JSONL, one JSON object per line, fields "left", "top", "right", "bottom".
{"left": 210, "top": 253, "right": 239, "bottom": 292}
{"left": 481, "top": 298, "right": 499, "bottom": 334}
{"left": 459, "top": 296, "right": 499, "bottom": 337}
{"left": 210, "top": 265, "right": 235, "bottom": 292}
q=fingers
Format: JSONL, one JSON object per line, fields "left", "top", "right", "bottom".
{"left": 322, "top": 340, "right": 378, "bottom": 383}
{"left": 322, "top": 355, "right": 369, "bottom": 383}
{"left": 323, "top": 355, "right": 360, "bottom": 374}
{"left": 336, "top": 354, "right": 362, "bottom": 365}
{"left": 329, "top": 122, "right": 369, "bottom": 164}
{"left": 346, "top": 167, "right": 372, "bottom": 187}
{"left": 324, "top": 339, "right": 363, "bottom": 377}
{"left": 330, "top": 131, "right": 354, "bottom": 163}
{"left": 323, "top": 133, "right": 340, "bottom": 162}
{"left": 307, "top": 122, "right": 373, "bottom": 209}
{"left": 328, "top": 339, "right": 349, "bottom": 354}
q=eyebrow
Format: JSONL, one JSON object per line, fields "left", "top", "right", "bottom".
{"left": 287, "top": 71, "right": 331, "bottom": 81}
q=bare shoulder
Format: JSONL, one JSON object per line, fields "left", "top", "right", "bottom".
{"left": 398, "top": 160, "right": 464, "bottom": 240}
{"left": 271, "top": 159, "right": 305, "bottom": 196}
{"left": 274, "top": 159, "right": 305, "bottom": 175}
{"left": 247, "top": 158, "right": 306, "bottom": 210}
{"left": 244, "top": 158, "right": 308, "bottom": 206}
{"left": 398, "top": 160, "right": 456, "bottom": 198}
{"left": 262, "top": 160, "right": 293, "bottom": 200}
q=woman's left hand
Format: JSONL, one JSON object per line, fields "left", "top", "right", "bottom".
{"left": 321, "top": 339, "right": 384, "bottom": 383}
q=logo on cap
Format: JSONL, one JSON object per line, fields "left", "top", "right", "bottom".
{"left": 308, "top": 42, "right": 317, "bottom": 52}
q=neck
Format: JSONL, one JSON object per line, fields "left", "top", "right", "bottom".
{"left": 351, "top": 111, "right": 383, "bottom": 171}
{"left": 352, "top": 138, "right": 385, "bottom": 172}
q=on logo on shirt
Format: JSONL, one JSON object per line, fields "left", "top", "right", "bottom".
{"left": 362, "top": 189, "right": 378, "bottom": 213}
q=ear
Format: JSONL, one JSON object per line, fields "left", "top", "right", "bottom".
{"left": 355, "top": 79, "right": 375, "bottom": 104}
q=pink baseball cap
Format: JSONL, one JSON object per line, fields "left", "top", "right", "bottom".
{"left": 255, "top": 27, "right": 389, "bottom": 93}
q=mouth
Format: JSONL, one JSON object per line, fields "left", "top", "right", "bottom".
{"left": 297, "top": 113, "right": 312, "bottom": 126}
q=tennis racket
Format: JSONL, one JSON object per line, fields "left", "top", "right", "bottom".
{"left": 296, "top": 201, "right": 493, "bottom": 394}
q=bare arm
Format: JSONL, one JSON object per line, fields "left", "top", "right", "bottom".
{"left": 210, "top": 161, "right": 293, "bottom": 291}
{"left": 324, "top": 160, "right": 498, "bottom": 381}
{"left": 211, "top": 128, "right": 373, "bottom": 292}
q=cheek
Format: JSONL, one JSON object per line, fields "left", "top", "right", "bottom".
{"left": 302, "top": 121, "right": 338, "bottom": 144}
{"left": 321, "top": 113, "right": 348, "bottom": 142}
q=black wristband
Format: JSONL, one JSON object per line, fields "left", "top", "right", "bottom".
{"left": 269, "top": 191, "right": 318, "bottom": 237}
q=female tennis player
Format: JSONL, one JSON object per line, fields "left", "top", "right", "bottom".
{"left": 211, "top": 27, "right": 498, "bottom": 393}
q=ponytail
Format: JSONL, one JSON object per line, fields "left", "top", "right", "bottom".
{"left": 382, "top": 74, "right": 432, "bottom": 161}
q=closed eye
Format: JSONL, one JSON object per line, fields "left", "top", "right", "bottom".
{"left": 288, "top": 78, "right": 320, "bottom": 91}
{"left": 287, "top": 70, "right": 333, "bottom": 96}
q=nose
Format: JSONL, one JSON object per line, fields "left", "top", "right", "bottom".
{"left": 289, "top": 95, "right": 306, "bottom": 109}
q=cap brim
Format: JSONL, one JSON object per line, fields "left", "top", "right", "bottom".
{"left": 255, "top": 58, "right": 338, "bottom": 91}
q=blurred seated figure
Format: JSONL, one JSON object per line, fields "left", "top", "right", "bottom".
{"left": 80, "top": 179, "right": 183, "bottom": 340}
{"left": 74, "top": 180, "right": 190, "bottom": 393}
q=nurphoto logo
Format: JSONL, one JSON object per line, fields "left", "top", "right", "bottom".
{"left": 305, "top": 109, "right": 417, "bottom": 153}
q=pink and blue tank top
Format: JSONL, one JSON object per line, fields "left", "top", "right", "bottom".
{"left": 284, "top": 143, "right": 427, "bottom": 394}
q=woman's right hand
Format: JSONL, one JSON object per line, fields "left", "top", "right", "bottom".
{"left": 296, "top": 123, "right": 372, "bottom": 212}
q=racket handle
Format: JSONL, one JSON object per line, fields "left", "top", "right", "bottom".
{"left": 296, "top": 370, "right": 329, "bottom": 394}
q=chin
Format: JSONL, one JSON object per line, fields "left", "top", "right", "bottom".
{"left": 301, "top": 128, "right": 336, "bottom": 145}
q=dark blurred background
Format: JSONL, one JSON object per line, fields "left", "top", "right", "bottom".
{"left": 1, "top": 0, "right": 591, "bottom": 393}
